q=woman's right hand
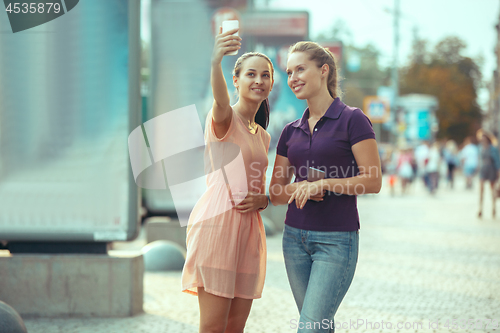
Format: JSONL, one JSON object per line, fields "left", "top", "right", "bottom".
{"left": 211, "top": 27, "right": 241, "bottom": 65}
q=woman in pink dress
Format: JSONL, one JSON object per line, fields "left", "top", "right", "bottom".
{"left": 181, "top": 26, "right": 273, "bottom": 333}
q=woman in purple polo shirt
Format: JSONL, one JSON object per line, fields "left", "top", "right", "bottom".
{"left": 270, "top": 41, "right": 382, "bottom": 332}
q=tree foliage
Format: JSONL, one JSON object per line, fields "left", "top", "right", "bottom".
{"left": 400, "top": 36, "right": 482, "bottom": 142}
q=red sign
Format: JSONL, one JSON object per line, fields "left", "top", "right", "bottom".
{"left": 242, "top": 11, "right": 308, "bottom": 37}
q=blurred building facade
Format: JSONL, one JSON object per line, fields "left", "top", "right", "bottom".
{"left": 490, "top": 2, "right": 500, "bottom": 137}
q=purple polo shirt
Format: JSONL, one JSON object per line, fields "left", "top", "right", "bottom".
{"left": 276, "top": 98, "right": 375, "bottom": 231}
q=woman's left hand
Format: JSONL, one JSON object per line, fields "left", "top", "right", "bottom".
{"left": 233, "top": 191, "right": 268, "bottom": 213}
{"left": 288, "top": 180, "right": 325, "bottom": 209}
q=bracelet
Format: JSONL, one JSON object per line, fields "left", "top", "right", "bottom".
{"left": 258, "top": 195, "right": 270, "bottom": 211}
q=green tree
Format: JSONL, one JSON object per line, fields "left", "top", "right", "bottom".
{"left": 400, "top": 36, "right": 482, "bottom": 142}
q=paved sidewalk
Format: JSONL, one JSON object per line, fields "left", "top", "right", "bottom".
{"left": 23, "top": 176, "right": 500, "bottom": 332}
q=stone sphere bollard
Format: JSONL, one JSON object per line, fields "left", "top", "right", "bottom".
{"left": 142, "top": 240, "right": 186, "bottom": 271}
{"left": 0, "top": 301, "right": 27, "bottom": 333}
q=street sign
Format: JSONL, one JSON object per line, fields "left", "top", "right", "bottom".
{"left": 363, "top": 96, "right": 390, "bottom": 123}
{"left": 241, "top": 11, "right": 308, "bottom": 37}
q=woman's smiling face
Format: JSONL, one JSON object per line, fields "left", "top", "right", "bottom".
{"left": 286, "top": 51, "right": 324, "bottom": 100}
{"left": 234, "top": 56, "right": 273, "bottom": 102}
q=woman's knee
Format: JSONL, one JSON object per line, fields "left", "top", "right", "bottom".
{"left": 199, "top": 322, "right": 227, "bottom": 333}
{"left": 224, "top": 317, "right": 246, "bottom": 333}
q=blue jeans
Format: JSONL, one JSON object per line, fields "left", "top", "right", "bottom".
{"left": 283, "top": 225, "right": 359, "bottom": 333}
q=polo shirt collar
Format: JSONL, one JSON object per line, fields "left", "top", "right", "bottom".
{"left": 292, "top": 97, "right": 346, "bottom": 130}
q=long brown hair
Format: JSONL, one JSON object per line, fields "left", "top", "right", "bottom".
{"left": 288, "top": 41, "right": 341, "bottom": 99}
{"left": 233, "top": 52, "right": 274, "bottom": 130}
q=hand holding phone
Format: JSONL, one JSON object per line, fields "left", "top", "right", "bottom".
{"left": 221, "top": 20, "right": 239, "bottom": 56}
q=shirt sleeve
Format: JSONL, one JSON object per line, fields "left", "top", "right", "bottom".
{"left": 348, "top": 108, "right": 376, "bottom": 147}
{"left": 276, "top": 123, "right": 291, "bottom": 157}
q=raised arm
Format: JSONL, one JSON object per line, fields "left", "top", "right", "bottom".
{"left": 210, "top": 27, "right": 241, "bottom": 139}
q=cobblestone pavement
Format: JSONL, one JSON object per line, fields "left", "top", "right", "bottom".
{"left": 23, "top": 176, "right": 500, "bottom": 332}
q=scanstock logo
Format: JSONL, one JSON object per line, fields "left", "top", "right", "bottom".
{"left": 128, "top": 105, "right": 248, "bottom": 227}
{"left": 3, "top": 0, "right": 79, "bottom": 33}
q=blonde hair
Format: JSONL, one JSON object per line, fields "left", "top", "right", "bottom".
{"left": 288, "top": 41, "right": 341, "bottom": 99}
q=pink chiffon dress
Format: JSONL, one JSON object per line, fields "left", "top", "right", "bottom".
{"left": 181, "top": 107, "right": 270, "bottom": 299}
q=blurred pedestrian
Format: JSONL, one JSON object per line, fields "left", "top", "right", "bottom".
{"left": 442, "top": 140, "right": 459, "bottom": 189}
{"left": 415, "top": 141, "right": 430, "bottom": 190}
{"left": 270, "top": 41, "right": 382, "bottom": 332}
{"left": 476, "top": 129, "right": 500, "bottom": 219}
{"left": 181, "top": 27, "right": 274, "bottom": 333}
{"left": 385, "top": 147, "right": 398, "bottom": 197}
{"left": 460, "top": 136, "right": 479, "bottom": 190}
{"left": 397, "top": 145, "right": 414, "bottom": 194}
{"left": 426, "top": 142, "right": 441, "bottom": 194}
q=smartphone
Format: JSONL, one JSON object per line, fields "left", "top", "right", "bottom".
{"left": 222, "top": 20, "right": 239, "bottom": 56}
{"left": 307, "top": 167, "right": 326, "bottom": 182}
